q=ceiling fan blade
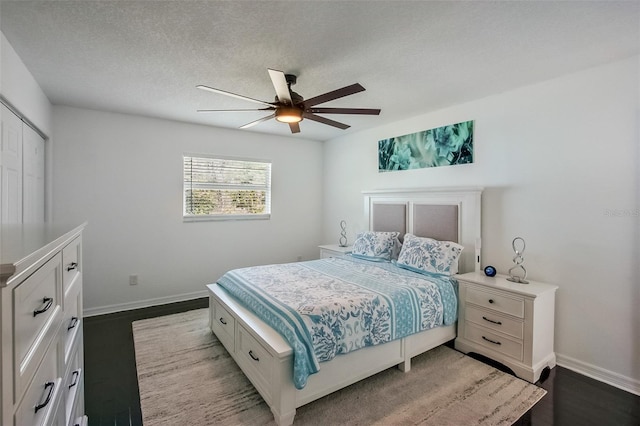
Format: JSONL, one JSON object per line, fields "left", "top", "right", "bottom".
{"left": 239, "top": 113, "right": 276, "bottom": 129}
{"left": 306, "top": 107, "right": 381, "bottom": 115}
{"left": 302, "top": 83, "right": 366, "bottom": 107}
{"left": 288, "top": 122, "right": 301, "bottom": 134}
{"left": 302, "top": 112, "right": 350, "bottom": 130}
{"left": 196, "top": 85, "right": 274, "bottom": 107}
{"left": 197, "top": 108, "right": 274, "bottom": 113}
{"left": 267, "top": 69, "right": 293, "bottom": 106}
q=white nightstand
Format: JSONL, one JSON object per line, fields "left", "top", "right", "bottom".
{"left": 454, "top": 271, "right": 558, "bottom": 383}
{"left": 318, "top": 244, "right": 352, "bottom": 259}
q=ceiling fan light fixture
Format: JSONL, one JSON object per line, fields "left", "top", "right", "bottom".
{"left": 275, "top": 107, "right": 303, "bottom": 123}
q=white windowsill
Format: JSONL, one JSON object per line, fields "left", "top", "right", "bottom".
{"left": 183, "top": 214, "right": 271, "bottom": 222}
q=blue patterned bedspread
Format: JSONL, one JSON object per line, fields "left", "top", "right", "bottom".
{"left": 216, "top": 256, "right": 458, "bottom": 389}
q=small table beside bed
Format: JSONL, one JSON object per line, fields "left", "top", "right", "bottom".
{"left": 206, "top": 188, "right": 483, "bottom": 426}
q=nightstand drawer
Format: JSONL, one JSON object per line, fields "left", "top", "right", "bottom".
{"left": 464, "top": 322, "right": 523, "bottom": 361}
{"left": 319, "top": 244, "right": 352, "bottom": 259}
{"left": 466, "top": 287, "right": 524, "bottom": 318}
{"left": 465, "top": 305, "right": 523, "bottom": 339}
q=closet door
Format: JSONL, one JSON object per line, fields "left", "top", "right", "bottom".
{"left": 1, "top": 103, "right": 23, "bottom": 225}
{"left": 23, "top": 124, "right": 45, "bottom": 223}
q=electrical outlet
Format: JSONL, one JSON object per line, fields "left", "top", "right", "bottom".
{"left": 129, "top": 274, "right": 138, "bottom": 286}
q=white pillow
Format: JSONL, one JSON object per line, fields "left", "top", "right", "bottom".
{"left": 351, "top": 231, "right": 400, "bottom": 262}
{"left": 396, "top": 233, "right": 463, "bottom": 276}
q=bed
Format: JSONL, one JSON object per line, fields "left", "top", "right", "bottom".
{"left": 206, "top": 187, "right": 482, "bottom": 425}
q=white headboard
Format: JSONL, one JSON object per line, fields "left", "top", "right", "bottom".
{"left": 363, "top": 187, "right": 483, "bottom": 273}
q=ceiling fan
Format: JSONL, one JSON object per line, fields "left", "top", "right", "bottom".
{"left": 197, "top": 69, "right": 381, "bottom": 134}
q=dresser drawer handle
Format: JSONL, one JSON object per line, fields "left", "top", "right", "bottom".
{"left": 249, "top": 350, "right": 260, "bottom": 362}
{"left": 488, "top": 299, "right": 494, "bottom": 304}
{"left": 69, "top": 370, "right": 79, "bottom": 389}
{"left": 68, "top": 316, "right": 79, "bottom": 330}
{"left": 66, "top": 262, "right": 78, "bottom": 272}
{"left": 482, "top": 336, "right": 502, "bottom": 346}
{"left": 33, "top": 297, "right": 53, "bottom": 317}
{"left": 219, "top": 317, "right": 227, "bottom": 325}
{"left": 34, "top": 381, "right": 55, "bottom": 413}
{"left": 482, "top": 316, "right": 502, "bottom": 325}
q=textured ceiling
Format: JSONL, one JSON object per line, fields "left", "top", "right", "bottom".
{"left": 1, "top": 1, "right": 638, "bottom": 141}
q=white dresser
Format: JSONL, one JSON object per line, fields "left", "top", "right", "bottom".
{"left": 1, "top": 223, "right": 87, "bottom": 426}
{"left": 454, "top": 271, "right": 558, "bottom": 383}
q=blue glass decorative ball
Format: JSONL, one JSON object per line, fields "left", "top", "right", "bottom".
{"left": 484, "top": 266, "right": 497, "bottom": 277}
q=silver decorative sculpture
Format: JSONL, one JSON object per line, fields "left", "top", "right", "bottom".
{"left": 338, "top": 220, "right": 348, "bottom": 247}
{"left": 507, "top": 236, "right": 529, "bottom": 284}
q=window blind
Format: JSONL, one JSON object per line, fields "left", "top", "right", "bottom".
{"left": 183, "top": 155, "right": 271, "bottom": 220}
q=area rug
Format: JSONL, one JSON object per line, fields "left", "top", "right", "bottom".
{"left": 133, "top": 308, "right": 545, "bottom": 425}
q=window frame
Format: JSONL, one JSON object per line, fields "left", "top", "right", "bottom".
{"left": 183, "top": 153, "right": 272, "bottom": 222}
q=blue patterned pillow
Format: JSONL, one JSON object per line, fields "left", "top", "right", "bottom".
{"left": 396, "top": 233, "right": 464, "bottom": 275}
{"left": 351, "top": 231, "right": 400, "bottom": 262}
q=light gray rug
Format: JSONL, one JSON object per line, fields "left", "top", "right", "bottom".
{"left": 133, "top": 308, "right": 545, "bottom": 426}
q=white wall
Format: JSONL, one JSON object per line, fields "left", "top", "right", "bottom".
{"left": 322, "top": 56, "right": 639, "bottom": 393}
{"left": 0, "top": 33, "right": 52, "bottom": 136}
{"left": 1, "top": 32, "right": 53, "bottom": 221}
{"left": 52, "top": 107, "right": 324, "bottom": 314}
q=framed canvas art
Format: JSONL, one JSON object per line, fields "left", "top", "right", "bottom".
{"left": 378, "top": 120, "right": 473, "bottom": 172}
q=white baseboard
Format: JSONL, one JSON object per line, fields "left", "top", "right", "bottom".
{"left": 556, "top": 352, "right": 640, "bottom": 396}
{"left": 83, "top": 290, "right": 209, "bottom": 317}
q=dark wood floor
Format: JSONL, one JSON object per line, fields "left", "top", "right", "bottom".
{"left": 83, "top": 298, "right": 639, "bottom": 426}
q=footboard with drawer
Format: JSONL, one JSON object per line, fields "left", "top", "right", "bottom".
{"left": 208, "top": 283, "right": 456, "bottom": 426}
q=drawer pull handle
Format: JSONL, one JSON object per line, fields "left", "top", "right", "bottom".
{"left": 68, "top": 316, "right": 79, "bottom": 330}
{"left": 482, "top": 316, "right": 502, "bottom": 325}
{"left": 488, "top": 299, "right": 494, "bottom": 304}
{"left": 482, "top": 336, "right": 502, "bottom": 345}
{"left": 249, "top": 350, "right": 260, "bottom": 362}
{"left": 67, "top": 262, "right": 78, "bottom": 271}
{"left": 34, "top": 381, "right": 55, "bottom": 413}
{"left": 219, "top": 317, "right": 227, "bottom": 325}
{"left": 33, "top": 297, "right": 53, "bottom": 317}
{"left": 69, "top": 370, "right": 79, "bottom": 389}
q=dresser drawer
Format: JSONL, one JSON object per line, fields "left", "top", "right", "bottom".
{"left": 13, "top": 253, "right": 63, "bottom": 398}
{"left": 465, "top": 305, "right": 523, "bottom": 339}
{"left": 464, "top": 322, "right": 523, "bottom": 361}
{"left": 236, "top": 325, "right": 273, "bottom": 402}
{"left": 73, "top": 415, "right": 89, "bottom": 426}
{"left": 14, "top": 336, "right": 62, "bottom": 426}
{"left": 63, "top": 344, "right": 83, "bottom": 426}
{"left": 466, "top": 287, "right": 524, "bottom": 318}
{"left": 62, "top": 274, "right": 83, "bottom": 365}
{"left": 211, "top": 299, "right": 235, "bottom": 352}
{"left": 62, "top": 237, "right": 81, "bottom": 297}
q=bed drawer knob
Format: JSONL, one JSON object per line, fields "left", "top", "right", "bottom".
{"left": 488, "top": 299, "right": 494, "bottom": 304}
{"left": 249, "top": 350, "right": 260, "bottom": 362}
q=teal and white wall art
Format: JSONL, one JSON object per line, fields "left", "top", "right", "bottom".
{"left": 378, "top": 120, "right": 474, "bottom": 171}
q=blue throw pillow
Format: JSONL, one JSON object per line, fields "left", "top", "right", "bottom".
{"left": 351, "top": 231, "right": 400, "bottom": 262}
{"left": 396, "top": 234, "right": 463, "bottom": 275}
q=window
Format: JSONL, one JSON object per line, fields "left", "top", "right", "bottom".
{"left": 183, "top": 154, "right": 271, "bottom": 221}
